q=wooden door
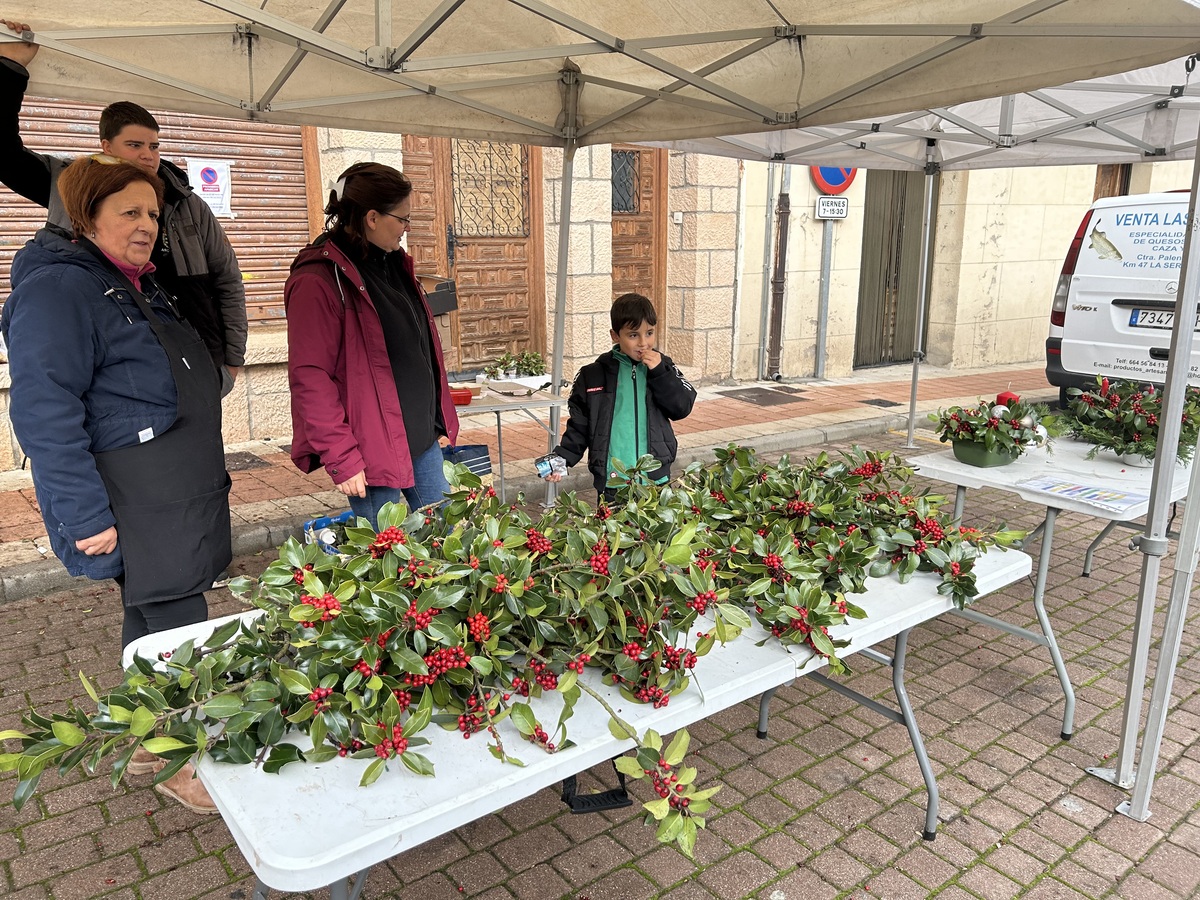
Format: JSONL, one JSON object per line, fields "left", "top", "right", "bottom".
{"left": 854, "top": 170, "right": 936, "bottom": 367}
{"left": 611, "top": 145, "right": 668, "bottom": 332}
{"left": 403, "top": 135, "right": 544, "bottom": 372}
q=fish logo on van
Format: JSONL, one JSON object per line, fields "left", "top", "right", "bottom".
{"left": 1088, "top": 223, "right": 1123, "bottom": 261}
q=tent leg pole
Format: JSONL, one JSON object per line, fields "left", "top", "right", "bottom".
{"left": 1106, "top": 129, "right": 1200, "bottom": 810}
{"left": 1121, "top": 452, "right": 1200, "bottom": 819}
{"left": 547, "top": 143, "right": 576, "bottom": 507}
{"left": 904, "top": 142, "right": 938, "bottom": 449}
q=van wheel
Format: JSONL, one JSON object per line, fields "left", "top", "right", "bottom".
{"left": 1058, "top": 387, "right": 1071, "bottom": 409}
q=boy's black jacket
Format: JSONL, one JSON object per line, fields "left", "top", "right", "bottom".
{"left": 553, "top": 350, "right": 696, "bottom": 492}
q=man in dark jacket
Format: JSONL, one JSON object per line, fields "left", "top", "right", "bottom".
{"left": 0, "top": 19, "right": 247, "bottom": 394}
{"left": 545, "top": 292, "right": 696, "bottom": 498}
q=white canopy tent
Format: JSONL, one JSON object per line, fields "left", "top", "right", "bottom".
{"left": 8, "top": 0, "right": 1200, "bottom": 821}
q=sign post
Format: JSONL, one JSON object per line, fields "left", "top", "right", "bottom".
{"left": 810, "top": 167, "right": 856, "bottom": 378}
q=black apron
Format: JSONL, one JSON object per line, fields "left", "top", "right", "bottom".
{"left": 93, "top": 271, "right": 232, "bottom": 606}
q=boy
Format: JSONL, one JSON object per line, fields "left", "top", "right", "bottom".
{"left": 0, "top": 19, "right": 247, "bottom": 395}
{"left": 543, "top": 293, "right": 696, "bottom": 498}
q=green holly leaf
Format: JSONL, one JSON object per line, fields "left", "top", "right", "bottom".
{"left": 51, "top": 722, "right": 86, "bottom": 747}
{"left": 129, "top": 707, "right": 157, "bottom": 738}
{"left": 202, "top": 695, "right": 244, "bottom": 719}
{"left": 278, "top": 669, "right": 313, "bottom": 696}
{"left": 664, "top": 729, "right": 689, "bottom": 766}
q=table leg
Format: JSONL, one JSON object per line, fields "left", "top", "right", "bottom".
{"left": 329, "top": 869, "right": 370, "bottom": 900}
{"left": 952, "top": 507, "right": 1076, "bottom": 739}
{"left": 952, "top": 486, "right": 966, "bottom": 523}
{"left": 493, "top": 411, "right": 507, "bottom": 504}
{"left": 253, "top": 879, "right": 270, "bottom": 900}
{"left": 890, "top": 632, "right": 940, "bottom": 840}
{"left": 806, "top": 638, "right": 940, "bottom": 840}
{"left": 755, "top": 685, "right": 779, "bottom": 738}
{"left": 1083, "top": 521, "right": 1119, "bottom": 576}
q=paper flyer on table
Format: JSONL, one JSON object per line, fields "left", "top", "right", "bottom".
{"left": 1015, "top": 476, "right": 1148, "bottom": 513}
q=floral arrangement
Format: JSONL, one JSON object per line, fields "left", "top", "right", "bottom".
{"left": 0, "top": 447, "right": 1021, "bottom": 856}
{"left": 1061, "top": 376, "right": 1200, "bottom": 462}
{"left": 930, "top": 393, "right": 1057, "bottom": 459}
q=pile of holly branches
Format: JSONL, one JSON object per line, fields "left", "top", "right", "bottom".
{"left": 1, "top": 445, "right": 1021, "bottom": 856}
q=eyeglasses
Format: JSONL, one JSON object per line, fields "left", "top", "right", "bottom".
{"left": 380, "top": 211, "right": 412, "bottom": 226}
{"left": 88, "top": 153, "right": 126, "bottom": 165}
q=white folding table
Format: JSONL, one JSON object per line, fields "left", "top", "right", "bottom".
{"left": 455, "top": 392, "right": 567, "bottom": 503}
{"left": 124, "top": 550, "right": 1031, "bottom": 899}
{"left": 911, "top": 440, "right": 1191, "bottom": 741}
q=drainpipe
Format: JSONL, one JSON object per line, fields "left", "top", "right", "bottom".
{"left": 766, "top": 165, "right": 792, "bottom": 381}
{"left": 757, "top": 162, "right": 778, "bottom": 380}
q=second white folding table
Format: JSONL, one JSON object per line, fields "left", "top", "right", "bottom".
{"left": 911, "top": 439, "right": 1191, "bottom": 740}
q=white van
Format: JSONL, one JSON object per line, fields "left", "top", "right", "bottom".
{"left": 1046, "top": 192, "right": 1200, "bottom": 405}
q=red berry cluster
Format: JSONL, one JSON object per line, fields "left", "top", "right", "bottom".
{"left": 402, "top": 603, "right": 437, "bottom": 630}
{"left": 695, "top": 548, "right": 718, "bottom": 574}
{"left": 645, "top": 757, "right": 689, "bottom": 809}
{"left": 566, "top": 653, "right": 591, "bottom": 674}
{"left": 292, "top": 563, "right": 314, "bottom": 585}
{"left": 710, "top": 489, "right": 727, "bottom": 503}
{"left": 372, "top": 628, "right": 395, "bottom": 649}
{"left": 527, "top": 658, "right": 558, "bottom": 690}
{"left": 763, "top": 552, "right": 783, "bottom": 570}
{"left": 399, "top": 557, "right": 429, "bottom": 587}
{"left": 404, "top": 646, "right": 471, "bottom": 686}
{"left": 785, "top": 499, "right": 814, "bottom": 517}
{"left": 634, "top": 684, "right": 669, "bottom": 708}
{"left": 949, "top": 561, "right": 962, "bottom": 576}
{"left": 510, "top": 675, "right": 530, "bottom": 697}
{"left": 374, "top": 724, "right": 409, "bottom": 759}
{"left": 595, "top": 504, "right": 612, "bottom": 521}
{"left": 352, "top": 659, "right": 380, "bottom": 678}
{"left": 337, "top": 738, "right": 364, "bottom": 757}
{"left": 493, "top": 573, "right": 510, "bottom": 593}
{"left": 467, "top": 612, "right": 491, "bottom": 642}
{"left": 622, "top": 641, "right": 643, "bottom": 660}
{"left": 303, "top": 593, "right": 341, "bottom": 622}
{"left": 663, "top": 645, "right": 698, "bottom": 671}
{"left": 687, "top": 590, "right": 717, "bottom": 614}
{"left": 850, "top": 459, "right": 883, "bottom": 477}
{"left": 524, "top": 528, "right": 553, "bottom": 554}
{"left": 911, "top": 516, "right": 945, "bottom": 542}
{"left": 308, "top": 686, "right": 334, "bottom": 712}
{"left": 589, "top": 540, "right": 611, "bottom": 576}
{"left": 368, "top": 526, "right": 407, "bottom": 558}
{"left": 529, "top": 724, "right": 556, "bottom": 752}
{"left": 391, "top": 688, "right": 413, "bottom": 710}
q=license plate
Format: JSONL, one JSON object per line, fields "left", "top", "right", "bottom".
{"left": 1129, "top": 308, "right": 1200, "bottom": 330}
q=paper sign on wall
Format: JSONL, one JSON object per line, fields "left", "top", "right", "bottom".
{"left": 184, "top": 158, "right": 234, "bottom": 218}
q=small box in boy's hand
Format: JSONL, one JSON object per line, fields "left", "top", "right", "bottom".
{"left": 534, "top": 453, "right": 567, "bottom": 478}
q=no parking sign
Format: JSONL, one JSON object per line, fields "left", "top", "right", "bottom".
{"left": 810, "top": 166, "right": 856, "bottom": 195}
{"left": 185, "top": 158, "right": 234, "bottom": 217}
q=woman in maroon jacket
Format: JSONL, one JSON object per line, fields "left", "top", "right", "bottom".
{"left": 285, "top": 162, "right": 459, "bottom": 526}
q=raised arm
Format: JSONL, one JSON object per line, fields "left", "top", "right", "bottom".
{"left": 0, "top": 20, "right": 53, "bottom": 207}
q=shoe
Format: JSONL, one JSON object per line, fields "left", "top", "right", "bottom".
{"left": 211, "top": 570, "right": 231, "bottom": 589}
{"left": 154, "top": 762, "right": 219, "bottom": 815}
{"left": 127, "top": 746, "right": 167, "bottom": 776}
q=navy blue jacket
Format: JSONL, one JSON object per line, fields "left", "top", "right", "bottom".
{"left": 1, "top": 228, "right": 181, "bottom": 579}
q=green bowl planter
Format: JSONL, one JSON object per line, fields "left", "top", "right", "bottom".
{"left": 952, "top": 440, "right": 1020, "bottom": 468}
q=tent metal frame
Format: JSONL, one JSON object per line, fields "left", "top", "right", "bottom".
{"left": 9, "top": 0, "right": 1200, "bottom": 823}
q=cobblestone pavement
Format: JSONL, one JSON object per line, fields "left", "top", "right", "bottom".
{"left": 5, "top": 364, "right": 1200, "bottom": 899}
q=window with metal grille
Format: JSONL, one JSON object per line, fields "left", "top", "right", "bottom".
{"left": 451, "top": 140, "right": 529, "bottom": 237}
{"left": 612, "top": 149, "right": 641, "bottom": 214}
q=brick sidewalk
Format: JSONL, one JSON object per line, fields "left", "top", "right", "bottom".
{"left": 3, "top": 424, "right": 1200, "bottom": 899}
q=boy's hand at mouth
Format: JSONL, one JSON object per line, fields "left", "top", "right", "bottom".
{"left": 640, "top": 348, "right": 662, "bottom": 370}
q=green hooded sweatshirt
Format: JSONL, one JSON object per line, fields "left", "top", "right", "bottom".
{"left": 607, "top": 347, "right": 650, "bottom": 487}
